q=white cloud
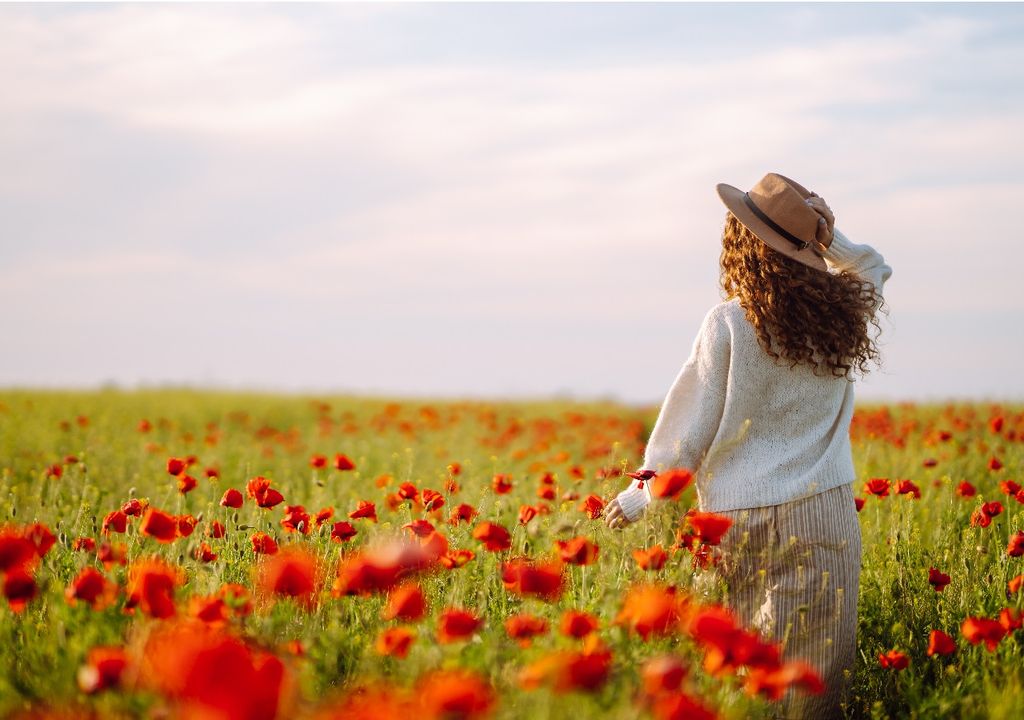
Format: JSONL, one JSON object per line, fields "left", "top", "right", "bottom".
{"left": 0, "top": 5, "right": 1021, "bottom": 401}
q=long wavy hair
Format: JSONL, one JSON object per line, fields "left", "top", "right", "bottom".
{"left": 719, "top": 211, "right": 887, "bottom": 380}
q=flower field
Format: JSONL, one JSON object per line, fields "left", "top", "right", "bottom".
{"left": 0, "top": 389, "right": 1022, "bottom": 719}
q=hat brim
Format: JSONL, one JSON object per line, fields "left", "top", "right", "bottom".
{"left": 716, "top": 182, "right": 828, "bottom": 272}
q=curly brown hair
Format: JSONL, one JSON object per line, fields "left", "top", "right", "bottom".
{"left": 719, "top": 211, "right": 887, "bottom": 380}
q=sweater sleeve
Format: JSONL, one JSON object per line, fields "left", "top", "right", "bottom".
{"left": 614, "top": 305, "right": 731, "bottom": 522}
{"left": 822, "top": 227, "right": 893, "bottom": 309}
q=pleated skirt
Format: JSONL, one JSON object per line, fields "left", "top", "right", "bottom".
{"left": 710, "top": 482, "right": 862, "bottom": 720}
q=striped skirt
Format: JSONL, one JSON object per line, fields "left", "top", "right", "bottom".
{"left": 710, "top": 482, "right": 862, "bottom": 720}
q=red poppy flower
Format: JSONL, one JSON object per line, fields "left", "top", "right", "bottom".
{"left": 194, "top": 542, "right": 218, "bottom": 563}
{"left": 472, "top": 522, "right": 512, "bottom": 552}
{"left": 556, "top": 537, "right": 600, "bottom": 566}
{"left": 125, "top": 558, "right": 181, "bottom": 618}
{"left": 956, "top": 481, "right": 977, "bottom": 498}
{"left": 616, "top": 584, "right": 683, "bottom": 641}
{"left": 505, "top": 613, "right": 549, "bottom": 647}
{"left": 204, "top": 466, "right": 219, "bottom": 479}
{"left": 309, "top": 454, "right": 327, "bottom": 469}
{"left": 686, "top": 604, "right": 779, "bottom": 675}
{"left": 492, "top": 474, "right": 513, "bottom": 495}
{"left": 77, "top": 646, "right": 129, "bottom": 694}
{"left": 438, "top": 608, "right": 483, "bottom": 643}
{"left": 398, "top": 482, "right": 419, "bottom": 502}
{"left": 251, "top": 532, "right": 279, "bottom": 555}
{"left": 382, "top": 581, "right": 426, "bottom": 622}
{"left": 927, "top": 629, "right": 956, "bottom": 656}
{"left": 102, "top": 510, "right": 128, "bottom": 535}
{"left": 189, "top": 595, "right": 229, "bottom": 625}
{"left": 440, "top": 548, "right": 476, "bottom": 569}
{"left": 651, "top": 468, "right": 693, "bottom": 500}
{"left": 650, "top": 691, "right": 718, "bottom": 720}
{"left": 73, "top": 537, "right": 96, "bottom": 553}
{"left": 417, "top": 669, "right": 495, "bottom": 718}
{"left": 0, "top": 529, "right": 37, "bottom": 574}
{"left": 349, "top": 500, "right": 378, "bottom": 522}
{"left": 121, "top": 498, "right": 145, "bottom": 517}
{"left": 1000, "top": 480, "right": 1022, "bottom": 497}
{"left": 331, "top": 521, "right": 357, "bottom": 543}
{"left": 314, "top": 507, "right": 334, "bottom": 526}
{"left": 989, "top": 456, "right": 1003, "bottom": 471}
{"left": 519, "top": 641, "right": 612, "bottom": 693}
{"left": 333, "top": 453, "right": 356, "bottom": 471}
{"left": 633, "top": 545, "right": 668, "bottom": 571}
{"left": 421, "top": 488, "right": 445, "bottom": 512}
{"left": 281, "top": 505, "right": 311, "bottom": 534}
{"left": 218, "top": 583, "right": 253, "bottom": 617}
{"left": 854, "top": 497, "right": 866, "bottom": 512}
{"left": 176, "top": 514, "right": 197, "bottom": 538}
{"left": 999, "top": 607, "right": 1022, "bottom": 633}
{"left": 878, "top": 649, "right": 909, "bottom": 670}
{"left": 258, "top": 545, "right": 319, "bottom": 607}
{"left": 220, "top": 488, "right": 244, "bottom": 508}
{"left": 246, "top": 476, "right": 284, "bottom": 508}
{"left": 1007, "top": 531, "right": 1024, "bottom": 557}
{"left": 561, "top": 610, "right": 599, "bottom": 638}
{"left": 140, "top": 507, "right": 178, "bottom": 543}
{"left": 140, "top": 621, "right": 288, "bottom": 720}
{"left": 1009, "top": 575, "right": 1024, "bottom": 594}
{"left": 502, "top": 557, "right": 565, "bottom": 601}
{"left": 537, "top": 485, "right": 556, "bottom": 501}
{"left": 896, "top": 479, "right": 921, "bottom": 499}
{"left": 403, "top": 520, "right": 436, "bottom": 538}
{"left": 961, "top": 616, "right": 1006, "bottom": 651}
{"left": 177, "top": 475, "right": 197, "bottom": 494}
{"left": 166, "top": 457, "right": 188, "bottom": 476}
{"left": 449, "top": 503, "right": 477, "bottom": 525}
{"left": 864, "top": 478, "right": 891, "bottom": 497}
{"left": 744, "top": 660, "right": 825, "bottom": 700}
{"left": 376, "top": 626, "right": 416, "bottom": 658}
{"left": 641, "top": 655, "right": 688, "bottom": 696}
{"left": 332, "top": 540, "right": 436, "bottom": 596}
{"left": 97, "top": 542, "right": 127, "bottom": 569}
{"left": 3, "top": 567, "right": 37, "bottom": 612}
{"left": 685, "top": 511, "right": 733, "bottom": 546}
{"left": 518, "top": 505, "right": 538, "bottom": 525}
{"left": 971, "top": 501, "right": 1004, "bottom": 528}
{"left": 66, "top": 567, "right": 115, "bottom": 609}
{"left": 207, "top": 520, "right": 226, "bottom": 539}
{"left": 578, "top": 495, "right": 605, "bottom": 519}
{"left": 257, "top": 487, "right": 284, "bottom": 509}
{"left": 928, "top": 567, "right": 951, "bottom": 592}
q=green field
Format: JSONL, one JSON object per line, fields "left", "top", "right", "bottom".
{"left": 0, "top": 389, "right": 1021, "bottom": 719}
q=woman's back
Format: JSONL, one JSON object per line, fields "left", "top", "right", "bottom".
{"left": 698, "top": 295, "right": 859, "bottom": 511}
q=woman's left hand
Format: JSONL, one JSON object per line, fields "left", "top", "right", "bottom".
{"left": 605, "top": 498, "right": 632, "bottom": 530}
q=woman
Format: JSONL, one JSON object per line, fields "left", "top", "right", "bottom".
{"left": 605, "top": 172, "right": 892, "bottom": 719}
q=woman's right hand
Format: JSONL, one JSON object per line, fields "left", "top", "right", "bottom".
{"left": 806, "top": 194, "right": 835, "bottom": 252}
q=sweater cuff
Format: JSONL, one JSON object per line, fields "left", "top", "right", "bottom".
{"left": 616, "top": 482, "right": 652, "bottom": 522}
{"left": 822, "top": 227, "right": 858, "bottom": 266}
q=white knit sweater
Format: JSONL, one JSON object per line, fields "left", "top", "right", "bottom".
{"left": 615, "top": 227, "right": 893, "bottom": 521}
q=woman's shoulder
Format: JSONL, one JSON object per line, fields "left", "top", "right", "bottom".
{"left": 705, "top": 297, "right": 745, "bottom": 325}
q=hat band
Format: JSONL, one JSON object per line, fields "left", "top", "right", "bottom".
{"left": 742, "top": 192, "right": 809, "bottom": 251}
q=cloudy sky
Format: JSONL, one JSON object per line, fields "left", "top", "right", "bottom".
{"left": 2, "top": 2, "right": 1022, "bottom": 404}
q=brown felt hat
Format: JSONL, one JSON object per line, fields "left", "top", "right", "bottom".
{"left": 716, "top": 172, "right": 830, "bottom": 272}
